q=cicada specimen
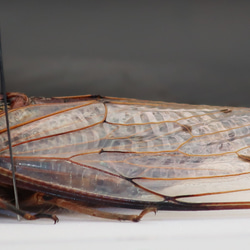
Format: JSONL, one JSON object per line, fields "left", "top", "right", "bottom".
{"left": 1, "top": 92, "right": 250, "bottom": 222}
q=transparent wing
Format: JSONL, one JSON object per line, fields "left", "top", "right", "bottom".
{"left": 1, "top": 95, "right": 250, "bottom": 206}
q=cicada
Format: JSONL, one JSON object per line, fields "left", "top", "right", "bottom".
{"left": 1, "top": 92, "right": 250, "bottom": 222}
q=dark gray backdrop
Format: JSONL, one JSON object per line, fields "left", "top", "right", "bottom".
{"left": 1, "top": 1, "right": 250, "bottom": 106}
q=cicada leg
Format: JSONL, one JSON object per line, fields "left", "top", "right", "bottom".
{"left": 0, "top": 197, "right": 58, "bottom": 223}
{"left": 31, "top": 193, "right": 157, "bottom": 222}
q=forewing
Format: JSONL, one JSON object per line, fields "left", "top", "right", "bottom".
{"left": 1, "top": 96, "right": 250, "bottom": 204}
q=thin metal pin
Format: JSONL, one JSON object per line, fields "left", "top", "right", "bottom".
{"left": 0, "top": 30, "right": 20, "bottom": 220}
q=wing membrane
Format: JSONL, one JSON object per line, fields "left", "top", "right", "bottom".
{"left": 1, "top": 95, "right": 250, "bottom": 206}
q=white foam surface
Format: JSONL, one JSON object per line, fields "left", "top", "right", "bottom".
{"left": 1, "top": 209, "right": 250, "bottom": 250}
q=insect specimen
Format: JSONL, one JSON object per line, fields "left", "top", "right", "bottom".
{"left": 1, "top": 92, "right": 250, "bottom": 222}
{"left": 1, "top": 30, "right": 250, "bottom": 222}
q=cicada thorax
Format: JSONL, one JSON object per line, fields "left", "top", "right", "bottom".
{"left": 0, "top": 92, "right": 29, "bottom": 112}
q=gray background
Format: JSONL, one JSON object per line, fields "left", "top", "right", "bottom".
{"left": 0, "top": 1, "right": 250, "bottom": 106}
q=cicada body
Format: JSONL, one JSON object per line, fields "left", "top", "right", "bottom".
{"left": 1, "top": 92, "right": 250, "bottom": 222}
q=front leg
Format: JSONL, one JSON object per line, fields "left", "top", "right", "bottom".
{"left": 0, "top": 197, "right": 58, "bottom": 223}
